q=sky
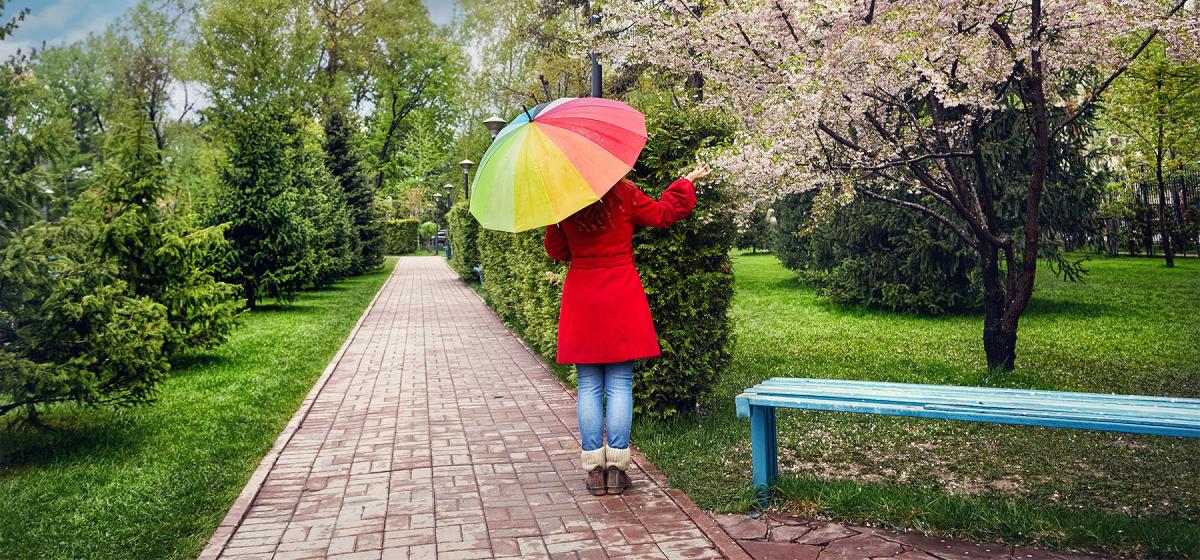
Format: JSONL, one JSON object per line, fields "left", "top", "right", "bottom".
{"left": 0, "top": 0, "right": 461, "bottom": 59}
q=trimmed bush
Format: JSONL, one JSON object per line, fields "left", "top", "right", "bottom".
{"left": 448, "top": 201, "right": 480, "bottom": 280}
{"left": 475, "top": 98, "right": 736, "bottom": 419}
{"left": 384, "top": 218, "right": 419, "bottom": 255}
{"left": 478, "top": 228, "right": 566, "bottom": 360}
{"left": 629, "top": 100, "right": 736, "bottom": 418}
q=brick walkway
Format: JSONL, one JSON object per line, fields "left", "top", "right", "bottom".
{"left": 200, "top": 256, "right": 738, "bottom": 560}
{"left": 201, "top": 256, "right": 1107, "bottom": 560}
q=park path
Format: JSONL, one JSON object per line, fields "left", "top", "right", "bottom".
{"left": 200, "top": 256, "right": 741, "bottom": 560}
{"left": 200, "top": 256, "right": 1104, "bottom": 560}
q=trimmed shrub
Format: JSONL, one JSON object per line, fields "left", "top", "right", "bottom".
{"left": 419, "top": 221, "right": 437, "bottom": 243}
{"left": 384, "top": 218, "right": 419, "bottom": 255}
{"left": 448, "top": 201, "right": 480, "bottom": 280}
{"left": 628, "top": 100, "right": 736, "bottom": 418}
{"left": 474, "top": 98, "right": 736, "bottom": 419}
{"left": 478, "top": 228, "right": 566, "bottom": 360}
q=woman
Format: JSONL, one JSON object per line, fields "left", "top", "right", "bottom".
{"left": 544, "top": 162, "right": 712, "bottom": 496}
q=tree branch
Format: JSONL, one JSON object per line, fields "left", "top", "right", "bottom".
{"left": 1054, "top": 0, "right": 1191, "bottom": 136}
{"left": 853, "top": 186, "right": 978, "bottom": 248}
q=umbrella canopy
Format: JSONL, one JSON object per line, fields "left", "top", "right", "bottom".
{"left": 469, "top": 98, "right": 647, "bottom": 233}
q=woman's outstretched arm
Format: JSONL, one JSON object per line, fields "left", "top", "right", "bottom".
{"left": 629, "top": 178, "right": 697, "bottom": 228}
{"left": 544, "top": 224, "right": 571, "bottom": 261}
{"left": 629, "top": 163, "right": 711, "bottom": 229}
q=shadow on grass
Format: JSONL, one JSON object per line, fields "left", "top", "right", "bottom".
{"left": 1024, "top": 298, "right": 1117, "bottom": 318}
{"left": 0, "top": 409, "right": 145, "bottom": 472}
{"left": 170, "top": 351, "right": 232, "bottom": 371}
{"left": 251, "top": 303, "right": 319, "bottom": 313}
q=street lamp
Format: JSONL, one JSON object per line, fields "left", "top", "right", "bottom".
{"left": 459, "top": 159, "right": 475, "bottom": 198}
{"left": 432, "top": 193, "right": 442, "bottom": 253}
{"left": 483, "top": 116, "right": 507, "bottom": 139}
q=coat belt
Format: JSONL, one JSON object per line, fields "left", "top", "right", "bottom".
{"left": 570, "top": 254, "right": 634, "bottom": 269}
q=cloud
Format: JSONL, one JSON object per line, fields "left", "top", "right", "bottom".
{"left": 1, "top": 0, "right": 133, "bottom": 58}
{"left": 21, "top": 0, "right": 78, "bottom": 32}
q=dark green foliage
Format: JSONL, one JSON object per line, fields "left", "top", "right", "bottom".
{"left": 324, "top": 107, "right": 383, "bottom": 273}
{"left": 447, "top": 201, "right": 480, "bottom": 280}
{"left": 0, "top": 219, "right": 170, "bottom": 422}
{"left": 773, "top": 192, "right": 981, "bottom": 314}
{"left": 735, "top": 206, "right": 771, "bottom": 253}
{"left": 0, "top": 260, "right": 396, "bottom": 559}
{"left": 209, "top": 108, "right": 313, "bottom": 308}
{"left": 292, "top": 119, "right": 356, "bottom": 287}
{"left": 773, "top": 106, "right": 1103, "bottom": 315}
{"left": 383, "top": 218, "right": 419, "bottom": 255}
{"left": 476, "top": 228, "right": 565, "bottom": 360}
{"left": 629, "top": 99, "right": 737, "bottom": 418}
{"left": 80, "top": 106, "right": 241, "bottom": 353}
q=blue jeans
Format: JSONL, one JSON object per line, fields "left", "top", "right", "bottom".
{"left": 576, "top": 361, "right": 634, "bottom": 451}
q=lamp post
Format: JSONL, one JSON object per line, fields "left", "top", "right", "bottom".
{"left": 458, "top": 159, "right": 475, "bottom": 198}
{"left": 484, "top": 116, "right": 507, "bottom": 139}
{"left": 432, "top": 193, "right": 442, "bottom": 254}
{"left": 588, "top": 10, "right": 601, "bottom": 97}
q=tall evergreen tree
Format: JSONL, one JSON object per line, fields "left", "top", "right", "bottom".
{"left": 211, "top": 108, "right": 314, "bottom": 308}
{"left": 80, "top": 104, "right": 241, "bottom": 351}
{"left": 324, "top": 106, "right": 383, "bottom": 273}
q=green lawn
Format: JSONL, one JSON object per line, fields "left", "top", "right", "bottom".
{"left": 635, "top": 252, "right": 1200, "bottom": 558}
{"left": 0, "top": 258, "right": 396, "bottom": 560}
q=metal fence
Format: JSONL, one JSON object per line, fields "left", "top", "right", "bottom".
{"left": 1098, "top": 170, "right": 1200, "bottom": 257}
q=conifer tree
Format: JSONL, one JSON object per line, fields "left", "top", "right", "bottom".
{"left": 324, "top": 106, "right": 383, "bottom": 274}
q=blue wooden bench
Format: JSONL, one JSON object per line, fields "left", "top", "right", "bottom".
{"left": 736, "top": 378, "right": 1200, "bottom": 502}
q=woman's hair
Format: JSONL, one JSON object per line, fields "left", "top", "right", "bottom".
{"left": 570, "top": 178, "right": 630, "bottom": 233}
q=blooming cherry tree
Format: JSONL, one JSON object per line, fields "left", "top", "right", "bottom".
{"left": 603, "top": 0, "right": 1200, "bottom": 370}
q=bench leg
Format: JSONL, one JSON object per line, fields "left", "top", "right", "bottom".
{"left": 749, "top": 405, "right": 777, "bottom": 507}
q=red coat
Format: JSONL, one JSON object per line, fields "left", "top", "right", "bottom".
{"left": 544, "top": 177, "right": 697, "bottom": 364}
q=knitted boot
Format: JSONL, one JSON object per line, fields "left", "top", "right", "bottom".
{"left": 582, "top": 447, "right": 607, "bottom": 496}
{"left": 605, "top": 446, "right": 632, "bottom": 495}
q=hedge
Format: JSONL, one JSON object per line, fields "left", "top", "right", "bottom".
{"left": 448, "top": 201, "right": 481, "bottom": 280}
{"left": 475, "top": 98, "right": 736, "bottom": 418}
{"left": 384, "top": 218, "right": 419, "bottom": 255}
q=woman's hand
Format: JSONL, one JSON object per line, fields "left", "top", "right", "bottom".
{"left": 685, "top": 162, "right": 712, "bottom": 184}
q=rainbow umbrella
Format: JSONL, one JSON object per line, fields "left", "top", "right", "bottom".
{"left": 469, "top": 98, "right": 647, "bottom": 232}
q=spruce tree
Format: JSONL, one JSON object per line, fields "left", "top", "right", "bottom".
{"left": 213, "top": 108, "right": 313, "bottom": 308}
{"left": 84, "top": 104, "right": 241, "bottom": 352}
{"left": 293, "top": 117, "right": 356, "bottom": 287}
{"left": 324, "top": 106, "right": 383, "bottom": 274}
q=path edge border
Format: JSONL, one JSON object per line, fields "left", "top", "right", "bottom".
{"left": 197, "top": 262, "right": 397, "bottom": 560}
{"left": 459, "top": 268, "right": 753, "bottom": 560}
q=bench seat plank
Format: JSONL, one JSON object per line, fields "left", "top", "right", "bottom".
{"left": 753, "top": 378, "right": 1200, "bottom": 409}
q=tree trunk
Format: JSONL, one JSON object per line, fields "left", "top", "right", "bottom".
{"left": 244, "top": 282, "right": 257, "bottom": 310}
{"left": 979, "top": 245, "right": 1017, "bottom": 371}
{"left": 1155, "top": 161, "right": 1175, "bottom": 268}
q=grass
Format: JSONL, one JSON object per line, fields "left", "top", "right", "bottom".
{"left": 0, "top": 258, "right": 396, "bottom": 560}
{"left": 633, "top": 252, "right": 1200, "bottom": 558}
